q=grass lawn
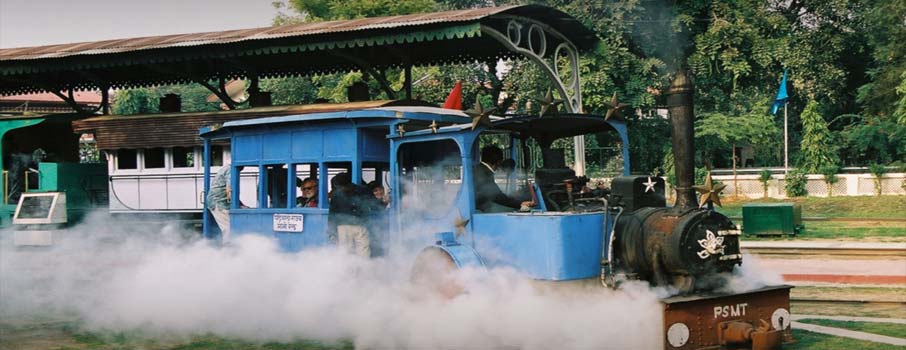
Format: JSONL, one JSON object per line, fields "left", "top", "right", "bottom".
{"left": 716, "top": 195, "right": 906, "bottom": 240}
{"left": 795, "top": 319, "right": 906, "bottom": 339}
{"left": 740, "top": 220, "right": 906, "bottom": 241}
{"left": 718, "top": 195, "right": 906, "bottom": 219}
{"left": 788, "top": 329, "right": 906, "bottom": 350}
{"left": 62, "top": 331, "right": 353, "bottom": 350}
{"left": 56, "top": 326, "right": 906, "bottom": 350}
{"left": 5, "top": 319, "right": 903, "bottom": 350}
{"left": 792, "top": 286, "right": 906, "bottom": 303}
{"left": 794, "top": 301, "right": 906, "bottom": 320}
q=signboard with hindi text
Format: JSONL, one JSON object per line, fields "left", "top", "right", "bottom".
{"left": 273, "top": 214, "right": 304, "bottom": 232}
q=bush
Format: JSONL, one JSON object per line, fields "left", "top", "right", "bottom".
{"left": 784, "top": 169, "right": 808, "bottom": 197}
{"left": 758, "top": 168, "right": 772, "bottom": 198}
{"left": 818, "top": 165, "right": 840, "bottom": 196}
{"left": 868, "top": 163, "right": 887, "bottom": 196}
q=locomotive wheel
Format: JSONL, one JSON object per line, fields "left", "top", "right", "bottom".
{"left": 410, "top": 247, "right": 464, "bottom": 299}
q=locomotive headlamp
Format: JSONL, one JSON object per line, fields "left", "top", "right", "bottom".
{"left": 771, "top": 308, "right": 791, "bottom": 330}
{"left": 666, "top": 322, "right": 690, "bottom": 347}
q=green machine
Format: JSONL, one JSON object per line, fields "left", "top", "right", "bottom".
{"left": 741, "top": 203, "right": 804, "bottom": 236}
{"left": 0, "top": 113, "right": 108, "bottom": 228}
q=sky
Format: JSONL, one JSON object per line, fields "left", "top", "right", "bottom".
{"left": 0, "top": 0, "right": 279, "bottom": 49}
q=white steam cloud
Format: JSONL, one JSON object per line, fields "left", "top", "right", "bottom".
{"left": 2, "top": 210, "right": 784, "bottom": 349}
{"left": 2, "top": 212, "right": 666, "bottom": 349}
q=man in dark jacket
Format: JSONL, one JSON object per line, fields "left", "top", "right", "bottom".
{"left": 474, "top": 146, "right": 534, "bottom": 212}
{"left": 328, "top": 173, "right": 376, "bottom": 257}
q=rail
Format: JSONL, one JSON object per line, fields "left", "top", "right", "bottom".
{"left": 740, "top": 241, "right": 906, "bottom": 257}
{"left": 791, "top": 298, "right": 906, "bottom": 306}
{"left": 730, "top": 216, "right": 906, "bottom": 223}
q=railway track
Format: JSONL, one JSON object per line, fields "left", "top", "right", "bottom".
{"left": 740, "top": 242, "right": 906, "bottom": 257}
{"left": 791, "top": 297, "right": 906, "bottom": 306}
{"left": 728, "top": 216, "right": 906, "bottom": 223}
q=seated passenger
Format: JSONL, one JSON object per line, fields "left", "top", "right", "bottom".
{"left": 474, "top": 146, "right": 534, "bottom": 213}
{"left": 367, "top": 180, "right": 390, "bottom": 208}
{"left": 296, "top": 177, "right": 318, "bottom": 208}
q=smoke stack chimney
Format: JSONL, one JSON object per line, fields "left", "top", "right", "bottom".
{"left": 666, "top": 70, "right": 697, "bottom": 208}
{"left": 159, "top": 93, "right": 181, "bottom": 113}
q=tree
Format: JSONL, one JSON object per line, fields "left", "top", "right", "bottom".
{"left": 841, "top": 116, "right": 906, "bottom": 165}
{"left": 784, "top": 168, "right": 808, "bottom": 197}
{"left": 758, "top": 168, "right": 772, "bottom": 198}
{"left": 112, "top": 84, "right": 220, "bottom": 115}
{"left": 283, "top": 0, "right": 435, "bottom": 21}
{"left": 896, "top": 72, "right": 906, "bottom": 125}
{"left": 818, "top": 165, "right": 840, "bottom": 197}
{"left": 856, "top": 0, "right": 906, "bottom": 120}
{"left": 695, "top": 108, "right": 779, "bottom": 195}
{"left": 868, "top": 163, "right": 887, "bottom": 196}
{"left": 799, "top": 100, "right": 838, "bottom": 173}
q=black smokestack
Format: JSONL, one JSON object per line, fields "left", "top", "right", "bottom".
{"left": 666, "top": 70, "right": 696, "bottom": 208}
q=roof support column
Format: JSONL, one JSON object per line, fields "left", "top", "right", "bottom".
{"left": 404, "top": 65, "right": 412, "bottom": 100}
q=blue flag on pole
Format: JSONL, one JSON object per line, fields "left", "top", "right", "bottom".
{"left": 771, "top": 70, "right": 788, "bottom": 115}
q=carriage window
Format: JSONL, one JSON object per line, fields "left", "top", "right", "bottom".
{"left": 294, "top": 163, "right": 319, "bottom": 208}
{"left": 144, "top": 148, "right": 165, "bottom": 169}
{"left": 265, "top": 164, "right": 289, "bottom": 208}
{"left": 209, "top": 145, "right": 224, "bottom": 167}
{"left": 236, "top": 166, "right": 258, "bottom": 209}
{"left": 362, "top": 162, "right": 388, "bottom": 185}
{"left": 397, "top": 140, "right": 461, "bottom": 219}
{"left": 116, "top": 149, "right": 137, "bottom": 170}
{"left": 173, "top": 147, "right": 194, "bottom": 168}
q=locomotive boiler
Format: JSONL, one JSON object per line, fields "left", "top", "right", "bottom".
{"left": 610, "top": 71, "right": 743, "bottom": 293}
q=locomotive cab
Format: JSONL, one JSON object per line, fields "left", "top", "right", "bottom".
{"left": 392, "top": 113, "right": 631, "bottom": 281}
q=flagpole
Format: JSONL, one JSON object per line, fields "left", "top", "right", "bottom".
{"left": 784, "top": 101, "right": 789, "bottom": 174}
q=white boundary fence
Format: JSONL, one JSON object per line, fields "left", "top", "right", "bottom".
{"left": 710, "top": 172, "right": 906, "bottom": 198}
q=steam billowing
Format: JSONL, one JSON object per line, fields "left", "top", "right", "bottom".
{"left": 1, "top": 210, "right": 781, "bottom": 349}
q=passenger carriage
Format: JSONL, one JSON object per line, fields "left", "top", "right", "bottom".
{"left": 200, "top": 103, "right": 632, "bottom": 281}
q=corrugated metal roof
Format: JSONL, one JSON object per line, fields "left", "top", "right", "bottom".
{"left": 1, "top": 7, "right": 512, "bottom": 61}
{"left": 0, "top": 5, "right": 598, "bottom": 96}
{"left": 72, "top": 100, "right": 400, "bottom": 150}
{"left": 0, "top": 91, "right": 102, "bottom": 103}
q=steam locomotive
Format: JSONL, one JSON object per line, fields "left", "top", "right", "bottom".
{"left": 198, "top": 71, "right": 792, "bottom": 350}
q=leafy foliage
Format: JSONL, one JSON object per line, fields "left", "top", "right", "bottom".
{"left": 818, "top": 165, "right": 839, "bottom": 196}
{"left": 695, "top": 108, "right": 780, "bottom": 168}
{"left": 112, "top": 84, "right": 220, "bottom": 115}
{"left": 784, "top": 168, "right": 808, "bottom": 197}
{"left": 284, "top": 0, "right": 435, "bottom": 21}
{"left": 841, "top": 116, "right": 906, "bottom": 165}
{"left": 868, "top": 163, "right": 887, "bottom": 196}
{"left": 798, "top": 100, "right": 838, "bottom": 173}
{"left": 259, "top": 0, "right": 902, "bottom": 176}
{"left": 856, "top": 0, "right": 906, "bottom": 121}
{"left": 758, "top": 168, "right": 772, "bottom": 198}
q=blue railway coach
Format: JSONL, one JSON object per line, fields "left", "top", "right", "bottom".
{"left": 199, "top": 102, "right": 630, "bottom": 283}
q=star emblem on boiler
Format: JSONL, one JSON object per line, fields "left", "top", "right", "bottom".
{"left": 643, "top": 177, "right": 657, "bottom": 193}
{"left": 693, "top": 171, "right": 726, "bottom": 208}
{"left": 696, "top": 230, "right": 726, "bottom": 259}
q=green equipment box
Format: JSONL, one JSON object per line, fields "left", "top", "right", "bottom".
{"left": 742, "top": 203, "right": 803, "bottom": 235}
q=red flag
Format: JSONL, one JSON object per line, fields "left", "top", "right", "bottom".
{"left": 443, "top": 81, "right": 463, "bottom": 110}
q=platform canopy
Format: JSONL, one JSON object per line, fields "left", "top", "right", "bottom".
{"left": 0, "top": 5, "right": 597, "bottom": 100}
